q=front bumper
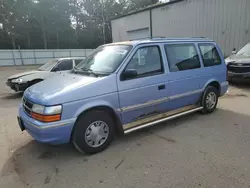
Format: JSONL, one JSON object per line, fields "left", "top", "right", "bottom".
{"left": 18, "top": 105, "right": 76, "bottom": 144}
{"left": 6, "top": 81, "right": 29, "bottom": 92}
{"left": 228, "top": 71, "right": 250, "bottom": 80}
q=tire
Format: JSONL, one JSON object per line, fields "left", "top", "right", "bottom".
{"left": 201, "top": 86, "right": 219, "bottom": 114}
{"left": 72, "top": 110, "right": 115, "bottom": 154}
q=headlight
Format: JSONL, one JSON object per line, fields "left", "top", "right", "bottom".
{"left": 44, "top": 105, "right": 62, "bottom": 115}
{"left": 32, "top": 104, "right": 45, "bottom": 114}
{"left": 225, "top": 60, "right": 235, "bottom": 65}
{"left": 31, "top": 104, "right": 62, "bottom": 122}
{"left": 13, "top": 78, "right": 24, "bottom": 83}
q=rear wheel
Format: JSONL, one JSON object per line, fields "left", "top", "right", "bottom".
{"left": 72, "top": 110, "right": 115, "bottom": 154}
{"left": 201, "top": 86, "right": 219, "bottom": 114}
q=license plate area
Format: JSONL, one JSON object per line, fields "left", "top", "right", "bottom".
{"left": 17, "top": 116, "right": 25, "bottom": 131}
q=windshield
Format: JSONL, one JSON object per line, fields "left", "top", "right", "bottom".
{"left": 76, "top": 45, "right": 132, "bottom": 74}
{"left": 237, "top": 43, "right": 250, "bottom": 56}
{"left": 38, "top": 59, "right": 58, "bottom": 71}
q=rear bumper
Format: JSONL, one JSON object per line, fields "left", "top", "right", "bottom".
{"left": 18, "top": 105, "right": 76, "bottom": 144}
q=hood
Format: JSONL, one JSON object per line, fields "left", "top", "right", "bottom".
{"left": 15, "top": 71, "right": 54, "bottom": 82}
{"left": 24, "top": 73, "right": 117, "bottom": 105}
{"left": 8, "top": 70, "right": 39, "bottom": 80}
{"left": 225, "top": 55, "right": 250, "bottom": 64}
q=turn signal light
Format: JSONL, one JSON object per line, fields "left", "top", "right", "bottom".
{"left": 31, "top": 112, "right": 61, "bottom": 122}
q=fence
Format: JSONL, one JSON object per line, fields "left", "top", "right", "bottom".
{"left": 0, "top": 49, "right": 93, "bottom": 66}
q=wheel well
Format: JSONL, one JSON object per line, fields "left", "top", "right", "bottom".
{"left": 30, "top": 79, "right": 43, "bottom": 85}
{"left": 208, "top": 81, "right": 221, "bottom": 93}
{"left": 71, "top": 106, "right": 124, "bottom": 141}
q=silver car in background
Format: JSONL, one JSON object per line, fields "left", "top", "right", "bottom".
{"left": 6, "top": 57, "right": 85, "bottom": 92}
{"left": 225, "top": 42, "right": 250, "bottom": 82}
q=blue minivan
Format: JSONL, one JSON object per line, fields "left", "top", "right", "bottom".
{"left": 18, "top": 38, "right": 228, "bottom": 154}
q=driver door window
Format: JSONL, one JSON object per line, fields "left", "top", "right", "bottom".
{"left": 57, "top": 60, "right": 73, "bottom": 71}
{"left": 125, "top": 46, "right": 163, "bottom": 78}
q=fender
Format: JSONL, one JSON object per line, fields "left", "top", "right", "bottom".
{"left": 73, "top": 98, "right": 124, "bottom": 134}
{"left": 74, "top": 99, "right": 120, "bottom": 118}
{"left": 202, "top": 78, "right": 221, "bottom": 91}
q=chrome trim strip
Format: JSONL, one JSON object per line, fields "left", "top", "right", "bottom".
{"left": 124, "top": 107, "right": 203, "bottom": 134}
{"left": 120, "top": 89, "right": 203, "bottom": 112}
{"left": 123, "top": 104, "right": 199, "bottom": 130}
{"left": 228, "top": 71, "right": 250, "bottom": 75}
{"left": 121, "top": 96, "right": 169, "bottom": 112}
{"left": 169, "top": 89, "right": 203, "bottom": 100}
{"left": 23, "top": 118, "right": 76, "bottom": 129}
{"left": 220, "top": 81, "right": 229, "bottom": 87}
{"left": 229, "top": 65, "right": 250, "bottom": 67}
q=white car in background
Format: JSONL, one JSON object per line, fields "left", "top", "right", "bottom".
{"left": 6, "top": 57, "right": 85, "bottom": 92}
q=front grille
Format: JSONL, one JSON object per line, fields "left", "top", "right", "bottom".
{"left": 23, "top": 98, "right": 34, "bottom": 116}
{"left": 227, "top": 64, "right": 250, "bottom": 73}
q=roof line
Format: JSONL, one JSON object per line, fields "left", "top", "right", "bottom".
{"left": 111, "top": 0, "right": 185, "bottom": 20}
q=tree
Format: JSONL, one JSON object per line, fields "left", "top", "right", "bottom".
{"left": 0, "top": 0, "right": 160, "bottom": 49}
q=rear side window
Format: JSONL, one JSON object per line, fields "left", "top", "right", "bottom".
{"left": 164, "top": 44, "right": 200, "bottom": 72}
{"left": 57, "top": 60, "right": 73, "bottom": 71}
{"left": 199, "top": 44, "right": 221, "bottom": 67}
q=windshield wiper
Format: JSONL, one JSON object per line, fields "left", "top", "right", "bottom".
{"left": 78, "top": 68, "right": 99, "bottom": 77}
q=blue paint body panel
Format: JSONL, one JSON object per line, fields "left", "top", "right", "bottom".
{"left": 19, "top": 105, "right": 75, "bottom": 144}
{"left": 18, "top": 38, "right": 228, "bottom": 145}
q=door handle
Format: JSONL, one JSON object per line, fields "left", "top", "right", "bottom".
{"left": 158, "top": 84, "right": 165, "bottom": 90}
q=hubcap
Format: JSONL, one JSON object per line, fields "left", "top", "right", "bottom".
{"left": 206, "top": 92, "right": 217, "bottom": 109}
{"left": 85, "top": 121, "right": 109, "bottom": 148}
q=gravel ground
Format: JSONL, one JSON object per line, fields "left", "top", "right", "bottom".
{"left": 1, "top": 66, "right": 250, "bottom": 188}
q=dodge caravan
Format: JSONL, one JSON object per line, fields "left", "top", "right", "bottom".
{"left": 18, "top": 38, "right": 228, "bottom": 154}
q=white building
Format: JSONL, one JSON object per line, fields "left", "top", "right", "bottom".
{"left": 111, "top": 0, "right": 250, "bottom": 56}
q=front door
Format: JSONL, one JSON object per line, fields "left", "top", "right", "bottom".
{"left": 117, "top": 45, "right": 169, "bottom": 130}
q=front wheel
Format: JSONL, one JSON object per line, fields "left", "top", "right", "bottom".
{"left": 72, "top": 110, "right": 115, "bottom": 154}
{"left": 201, "top": 86, "right": 219, "bottom": 114}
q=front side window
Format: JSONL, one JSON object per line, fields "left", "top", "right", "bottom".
{"left": 76, "top": 45, "right": 132, "bottom": 74}
{"left": 165, "top": 44, "right": 200, "bottom": 72}
{"left": 125, "top": 46, "right": 163, "bottom": 77}
{"left": 57, "top": 60, "right": 73, "bottom": 71}
{"left": 38, "top": 59, "right": 58, "bottom": 71}
{"left": 199, "top": 44, "right": 221, "bottom": 67}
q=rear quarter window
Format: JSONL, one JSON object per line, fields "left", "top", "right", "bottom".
{"left": 199, "top": 44, "right": 222, "bottom": 67}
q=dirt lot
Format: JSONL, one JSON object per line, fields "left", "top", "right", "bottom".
{"left": 1, "top": 66, "right": 250, "bottom": 188}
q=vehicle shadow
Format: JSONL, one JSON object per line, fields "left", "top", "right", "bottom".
{"left": 230, "top": 80, "right": 250, "bottom": 89}
{"left": 1, "top": 108, "right": 250, "bottom": 187}
{"left": 0, "top": 92, "right": 23, "bottom": 100}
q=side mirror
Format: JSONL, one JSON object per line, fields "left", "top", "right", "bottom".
{"left": 121, "top": 69, "right": 138, "bottom": 80}
{"left": 232, "top": 48, "right": 237, "bottom": 55}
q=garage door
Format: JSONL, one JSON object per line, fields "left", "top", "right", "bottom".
{"left": 127, "top": 28, "right": 150, "bottom": 40}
